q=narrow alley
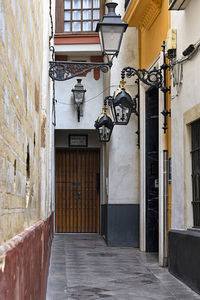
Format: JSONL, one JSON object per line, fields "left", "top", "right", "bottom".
{"left": 46, "top": 234, "right": 200, "bottom": 300}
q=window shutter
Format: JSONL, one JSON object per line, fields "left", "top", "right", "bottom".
{"left": 56, "top": 0, "right": 64, "bottom": 33}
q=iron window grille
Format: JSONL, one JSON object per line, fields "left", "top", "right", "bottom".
{"left": 191, "top": 119, "right": 200, "bottom": 228}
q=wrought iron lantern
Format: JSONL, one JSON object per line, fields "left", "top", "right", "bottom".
{"left": 96, "top": 2, "right": 128, "bottom": 65}
{"left": 95, "top": 100, "right": 114, "bottom": 142}
{"left": 71, "top": 79, "right": 86, "bottom": 122}
{"left": 111, "top": 81, "right": 134, "bottom": 125}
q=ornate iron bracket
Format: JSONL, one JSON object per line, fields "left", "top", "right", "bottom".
{"left": 120, "top": 42, "right": 171, "bottom": 134}
{"left": 121, "top": 66, "right": 163, "bottom": 88}
{"left": 49, "top": 61, "right": 111, "bottom": 81}
{"left": 134, "top": 79, "right": 140, "bottom": 148}
{"left": 161, "top": 42, "right": 170, "bottom": 133}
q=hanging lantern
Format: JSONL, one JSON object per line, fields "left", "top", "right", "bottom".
{"left": 95, "top": 107, "right": 114, "bottom": 142}
{"left": 71, "top": 79, "right": 86, "bottom": 122}
{"left": 111, "top": 81, "right": 134, "bottom": 125}
{"left": 96, "top": 2, "right": 128, "bottom": 61}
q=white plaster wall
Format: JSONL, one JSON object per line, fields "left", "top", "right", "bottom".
{"left": 55, "top": 130, "right": 101, "bottom": 148}
{"left": 107, "top": 0, "right": 139, "bottom": 204}
{"left": 171, "top": 0, "right": 200, "bottom": 229}
{"left": 55, "top": 60, "right": 104, "bottom": 130}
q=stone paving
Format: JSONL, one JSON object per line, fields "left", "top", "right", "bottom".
{"left": 46, "top": 234, "right": 200, "bottom": 300}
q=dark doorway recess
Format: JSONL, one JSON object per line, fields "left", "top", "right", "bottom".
{"left": 145, "top": 87, "right": 159, "bottom": 252}
{"left": 55, "top": 148, "right": 100, "bottom": 233}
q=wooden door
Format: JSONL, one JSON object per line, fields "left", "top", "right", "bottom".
{"left": 55, "top": 149, "right": 100, "bottom": 233}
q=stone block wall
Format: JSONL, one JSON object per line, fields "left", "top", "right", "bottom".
{"left": 0, "top": 0, "right": 53, "bottom": 244}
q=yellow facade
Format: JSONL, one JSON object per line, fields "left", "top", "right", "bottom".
{"left": 124, "top": 0, "right": 170, "bottom": 69}
{"left": 124, "top": 0, "right": 171, "bottom": 230}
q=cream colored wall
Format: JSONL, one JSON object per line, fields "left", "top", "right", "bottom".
{"left": 106, "top": 0, "right": 139, "bottom": 205}
{"left": 171, "top": 0, "right": 200, "bottom": 229}
{"left": 0, "top": 0, "right": 52, "bottom": 244}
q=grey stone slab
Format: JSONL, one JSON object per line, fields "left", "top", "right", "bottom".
{"left": 46, "top": 234, "right": 200, "bottom": 300}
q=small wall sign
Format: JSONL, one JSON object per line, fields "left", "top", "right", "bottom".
{"left": 69, "top": 135, "right": 88, "bottom": 147}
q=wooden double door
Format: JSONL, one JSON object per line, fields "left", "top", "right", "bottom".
{"left": 55, "top": 149, "right": 100, "bottom": 233}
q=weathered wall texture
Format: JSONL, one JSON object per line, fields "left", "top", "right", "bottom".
{"left": 171, "top": 0, "right": 200, "bottom": 229}
{"left": 0, "top": 213, "right": 54, "bottom": 300}
{"left": 0, "top": 0, "right": 53, "bottom": 244}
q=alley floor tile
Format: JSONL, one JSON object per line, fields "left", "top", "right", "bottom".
{"left": 46, "top": 234, "right": 200, "bottom": 300}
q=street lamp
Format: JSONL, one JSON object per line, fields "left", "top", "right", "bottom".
{"left": 71, "top": 79, "right": 86, "bottom": 122}
{"left": 111, "top": 81, "right": 135, "bottom": 125}
{"left": 49, "top": 2, "right": 128, "bottom": 81}
{"left": 96, "top": 2, "right": 128, "bottom": 65}
{"left": 95, "top": 98, "right": 114, "bottom": 142}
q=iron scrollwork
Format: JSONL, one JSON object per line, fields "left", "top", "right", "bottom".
{"left": 121, "top": 66, "right": 163, "bottom": 88}
{"left": 49, "top": 61, "right": 110, "bottom": 81}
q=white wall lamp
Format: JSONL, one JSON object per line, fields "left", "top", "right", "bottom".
{"left": 71, "top": 79, "right": 86, "bottom": 122}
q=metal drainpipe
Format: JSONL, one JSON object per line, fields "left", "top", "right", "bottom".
{"left": 163, "top": 150, "right": 168, "bottom": 266}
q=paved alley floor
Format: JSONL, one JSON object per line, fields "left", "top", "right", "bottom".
{"left": 46, "top": 234, "right": 200, "bottom": 300}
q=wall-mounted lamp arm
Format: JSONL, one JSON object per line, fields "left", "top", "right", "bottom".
{"left": 49, "top": 61, "right": 111, "bottom": 81}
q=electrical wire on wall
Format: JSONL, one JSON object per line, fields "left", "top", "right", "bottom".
{"left": 49, "top": 46, "right": 57, "bottom": 126}
{"left": 54, "top": 83, "right": 137, "bottom": 106}
{"left": 169, "top": 39, "right": 200, "bottom": 97}
{"left": 49, "top": 0, "right": 57, "bottom": 126}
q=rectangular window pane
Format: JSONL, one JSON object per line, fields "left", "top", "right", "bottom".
{"left": 93, "top": 10, "right": 100, "bottom": 20}
{"left": 83, "top": 0, "right": 92, "bottom": 9}
{"left": 64, "top": 0, "right": 71, "bottom": 9}
{"left": 83, "top": 10, "right": 91, "bottom": 20}
{"left": 64, "top": 22, "right": 71, "bottom": 32}
{"left": 83, "top": 21, "right": 91, "bottom": 31}
{"left": 72, "top": 10, "right": 81, "bottom": 20}
{"left": 64, "top": 11, "right": 71, "bottom": 21}
{"left": 93, "top": 0, "right": 100, "bottom": 8}
{"left": 93, "top": 21, "right": 98, "bottom": 31}
{"left": 73, "top": 0, "right": 81, "bottom": 9}
{"left": 72, "top": 22, "right": 81, "bottom": 31}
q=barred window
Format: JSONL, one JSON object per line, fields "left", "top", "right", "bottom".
{"left": 191, "top": 119, "right": 200, "bottom": 227}
{"left": 64, "top": 0, "right": 101, "bottom": 33}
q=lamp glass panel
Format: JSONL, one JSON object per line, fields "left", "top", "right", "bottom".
{"left": 99, "top": 125, "right": 111, "bottom": 142}
{"left": 73, "top": 90, "right": 84, "bottom": 105}
{"left": 100, "top": 25, "right": 124, "bottom": 54}
{"left": 114, "top": 105, "right": 131, "bottom": 124}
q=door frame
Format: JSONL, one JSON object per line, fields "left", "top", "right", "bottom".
{"left": 145, "top": 86, "right": 159, "bottom": 252}
{"left": 139, "top": 54, "right": 167, "bottom": 266}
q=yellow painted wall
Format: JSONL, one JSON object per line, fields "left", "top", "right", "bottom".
{"left": 140, "top": 1, "right": 170, "bottom": 69}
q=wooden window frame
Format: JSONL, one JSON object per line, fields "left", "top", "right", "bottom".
{"left": 56, "top": 0, "right": 104, "bottom": 34}
{"left": 191, "top": 119, "right": 200, "bottom": 228}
